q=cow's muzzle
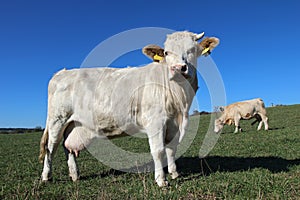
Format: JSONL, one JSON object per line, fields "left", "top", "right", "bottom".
{"left": 171, "top": 65, "right": 188, "bottom": 76}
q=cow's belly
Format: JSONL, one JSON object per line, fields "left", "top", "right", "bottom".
{"left": 96, "top": 122, "right": 146, "bottom": 137}
{"left": 239, "top": 109, "right": 256, "bottom": 120}
{"left": 70, "top": 113, "right": 145, "bottom": 136}
{"left": 64, "top": 122, "right": 145, "bottom": 156}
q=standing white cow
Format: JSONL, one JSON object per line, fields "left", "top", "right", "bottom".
{"left": 39, "top": 31, "right": 219, "bottom": 187}
{"left": 214, "top": 98, "right": 269, "bottom": 133}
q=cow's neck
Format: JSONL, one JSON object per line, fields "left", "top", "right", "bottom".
{"left": 181, "top": 67, "right": 198, "bottom": 100}
{"left": 188, "top": 72, "right": 198, "bottom": 94}
{"left": 169, "top": 72, "right": 198, "bottom": 113}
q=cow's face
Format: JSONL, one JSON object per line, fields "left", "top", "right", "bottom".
{"left": 214, "top": 119, "right": 224, "bottom": 133}
{"left": 163, "top": 32, "right": 202, "bottom": 79}
{"left": 143, "top": 31, "right": 219, "bottom": 80}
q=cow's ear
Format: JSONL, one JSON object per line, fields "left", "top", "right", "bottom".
{"left": 225, "top": 119, "right": 230, "bottom": 125}
{"left": 199, "top": 37, "right": 220, "bottom": 56}
{"left": 219, "top": 106, "right": 225, "bottom": 112}
{"left": 142, "top": 45, "right": 165, "bottom": 62}
{"left": 225, "top": 119, "right": 233, "bottom": 125}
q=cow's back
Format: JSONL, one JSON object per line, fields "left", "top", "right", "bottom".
{"left": 224, "top": 98, "right": 266, "bottom": 119}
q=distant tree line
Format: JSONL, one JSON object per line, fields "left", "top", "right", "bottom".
{"left": 0, "top": 126, "right": 44, "bottom": 134}
{"left": 190, "top": 110, "right": 211, "bottom": 116}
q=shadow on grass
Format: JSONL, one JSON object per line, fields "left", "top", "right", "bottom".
{"left": 80, "top": 156, "right": 300, "bottom": 181}
{"left": 221, "top": 126, "right": 285, "bottom": 134}
{"left": 268, "top": 127, "right": 285, "bottom": 131}
{"left": 80, "top": 169, "right": 126, "bottom": 181}
{"left": 177, "top": 156, "right": 300, "bottom": 176}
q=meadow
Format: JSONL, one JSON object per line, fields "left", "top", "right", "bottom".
{"left": 0, "top": 105, "right": 299, "bottom": 199}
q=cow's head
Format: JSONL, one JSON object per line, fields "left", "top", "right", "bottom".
{"left": 143, "top": 31, "right": 219, "bottom": 80}
{"left": 214, "top": 118, "right": 225, "bottom": 133}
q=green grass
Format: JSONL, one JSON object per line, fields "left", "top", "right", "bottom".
{"left": 1, "top": 105, "right": 299, "bottom": 199}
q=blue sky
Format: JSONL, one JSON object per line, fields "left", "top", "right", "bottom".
{"left": 0, "top": 0, "right": 299, "bottom": 128}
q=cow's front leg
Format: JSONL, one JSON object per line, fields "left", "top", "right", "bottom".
{"left": 147, "top": 126, "right": 168, "bottom": 187}
{"left": 166, "top": 145, "right": 179, "bottom": 179}
{"left": 234, "top": 118, "right": 241, "bottom": 133}
{"left": 165, "top": 123, "right": 180, "bottom": 179}
{"left": 234, "top": 126, "right": 239, "bottom": 133}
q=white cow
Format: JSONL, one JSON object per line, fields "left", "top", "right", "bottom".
{"left": 214, "top": 98, "right": 269, "bottom": 133}
{"left": 39, "top": 31, "right": 219, "bottom": 187}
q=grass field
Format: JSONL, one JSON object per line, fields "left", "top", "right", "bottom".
{"left": 0, "top": 105, "right": 299, "bottom": 199}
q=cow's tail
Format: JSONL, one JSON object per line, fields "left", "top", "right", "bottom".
{"left": 39, "top": 125, "right": 48, "bottom": 163}
{"left": 258, "top": 98, "right": 267, "bottom": 114}
{"left": 258, "top": 98, "right": 265, "bottom": 108}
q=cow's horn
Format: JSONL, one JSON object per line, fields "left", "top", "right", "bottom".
{"left": 195, "top": 32, "right": 205, "bottom": 41}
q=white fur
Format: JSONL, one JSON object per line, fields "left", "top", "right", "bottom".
{"left": 214, "top": 98, "right": 269, "bottom": 133}
{"left": 40, "top": 31, "right": 219, "bottom": 187}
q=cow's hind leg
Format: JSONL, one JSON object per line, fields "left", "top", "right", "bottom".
{"left": 257, "top": 120, "right": 263, "bottom": 130}
{"left": 258, "top": 113, "right": 268, "bottom": 131}
{"left": 67, "top": 152, "right": 79, "bottom": 181}
{"left": 63, "top": 122, "right": 80, "bottom": 181}
{"left": 41, "top": 119, "right": 66, "bottom": 181}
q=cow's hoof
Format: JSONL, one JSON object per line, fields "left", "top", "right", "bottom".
{"left": 170, "top": 171, "right": 179, "bottom": 179}
{"left": 41, "top": 179, "right": 48, "bottom": 183}
{"left": 69, "top": 174, "right": 79, "bottom": 182}
{"left": 157, "top": 180, "right": 169, "bottom": 187}
{"left": 41, "top": 176, "right": 52, "bottom": 183}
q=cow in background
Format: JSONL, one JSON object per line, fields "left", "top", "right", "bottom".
{"left": 214, "top": 98, "right": 269, "bottom": 133}
{"left": 39, "top": 31, "right": 220, "bottom": 187}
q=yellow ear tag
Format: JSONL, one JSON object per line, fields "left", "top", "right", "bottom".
{"left": 153, "top": 54, "right": 163, "bottom": 61}
{"left": 201, "top": 47, "right": 210, "bottom": 55}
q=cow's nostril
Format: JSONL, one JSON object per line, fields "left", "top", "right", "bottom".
{"left": 181, "top": 65, "right": 187, "bottom": 72}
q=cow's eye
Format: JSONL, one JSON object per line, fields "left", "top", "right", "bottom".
{"left": 164, "top": 51, "right": 168, "bottom": 56}
{"left": 187, "top": 48, "right": 195, "bottom": 55}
